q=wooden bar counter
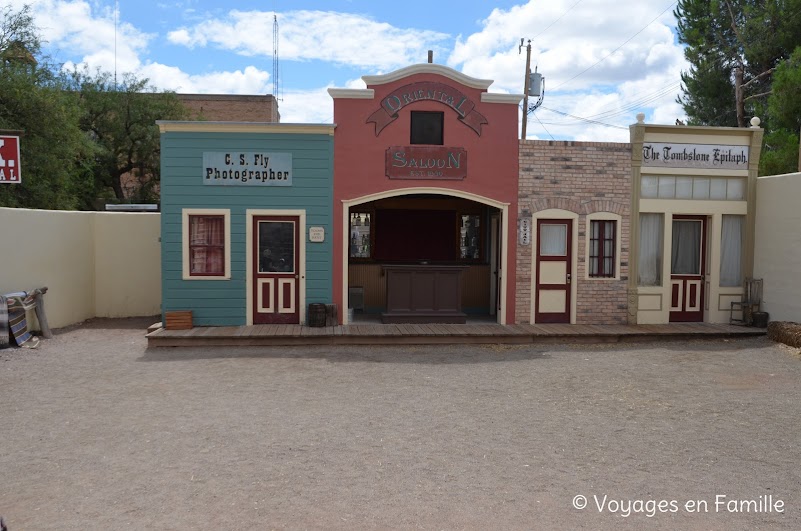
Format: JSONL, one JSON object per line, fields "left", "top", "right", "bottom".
{"left": 381, "top": 264, "right": 468, "bottom": 324}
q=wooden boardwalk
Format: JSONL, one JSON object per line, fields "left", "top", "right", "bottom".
{"left": 146, "top": 321, "right": 766, "bottom": 348}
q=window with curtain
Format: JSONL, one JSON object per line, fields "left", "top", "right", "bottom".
{"left": 189, "top": 215, "right": 225, "bottom": 276}
{"left": 720, "top": 215, "right": 744, "bottom": 287}
{"left": 671, "top": 220, "right": 702, "bottom": 275}
{"left": 589, "top": 220, "right": 616, "bottom": 278}
{"left": 638, "top": 213, "right": 663, "bottom": 286}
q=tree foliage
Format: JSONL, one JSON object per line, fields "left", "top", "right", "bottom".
{"left": 0, "top": 5, "right": 93, "bottom": 209}
{"left": 675, "top": 0, "right": 801, "bottom": 174}
{"left": 0, "top": 4, "right": 191, "bottom": 210}
{"left": 0, "top": 3, "right": 39, "bottom": 62}
{"left": 65, "top": 68, "right": 189, "bottom": 203}
{"left": 761, "top": 46, "right": 801, "bottom": 175}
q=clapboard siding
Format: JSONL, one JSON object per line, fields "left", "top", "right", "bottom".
{"left": 160, "top": 129, "right": 334, "bottom": 326}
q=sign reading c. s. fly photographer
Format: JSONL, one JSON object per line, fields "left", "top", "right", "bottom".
{"left": 0, "top": 135, "right": 22, "bottom": 184}
{"left": 203, "top": 152, "right": 292, "bottom": 186}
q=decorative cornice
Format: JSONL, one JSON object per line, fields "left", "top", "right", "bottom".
{"left": 362, "top": 64, "right": 493, "bottom": 90}
{"left": 157, "top": 121, "right": 336, "bottom": 135}
{"left": 327, "top": 88, "right": 375, "bottom": 99}
{"left": 481, "top": 93, "right": 524, "bottom": 104}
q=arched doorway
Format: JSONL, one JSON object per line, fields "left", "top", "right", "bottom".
{"left": 340, "top": 188, "right": 510, "bottom": 324}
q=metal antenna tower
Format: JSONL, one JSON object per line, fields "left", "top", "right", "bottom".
{"left": 272, "top": 14, "right": 281, "bottom": 121}
{"left": 114, "top": 0, "right": 118, "bottom": 89}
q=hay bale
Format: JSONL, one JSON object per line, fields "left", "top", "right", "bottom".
{"left": 767, "top": 321, "right": 801, "bottom": 348}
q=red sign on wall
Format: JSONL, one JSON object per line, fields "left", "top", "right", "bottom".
{"left": 385, "top": 146, "right": 467, "bottom": 180}
{"left": 368, "top": 82, "right": 487, "bottom": 137}
{"left": 0, "top": 135, "right": 21, "bottom": 184}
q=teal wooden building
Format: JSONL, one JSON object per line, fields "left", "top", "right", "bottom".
{"left": 158, "top": 122, "right": 335, "bottom": 326}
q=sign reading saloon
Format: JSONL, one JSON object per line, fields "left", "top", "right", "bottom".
{"left": 368, "top": 82, "right": 487, "bottom": 136}
{"left": 642, "top": 143, "right": 750, "bottom": 170}
{"left": 203, "top": 152, "right": 292, "bottom": 185}
{"left": 0, "top": 135, "right": 21, "bottom": 184}
{"left": 386, "top": 146, "right": 467, "bottom": 180}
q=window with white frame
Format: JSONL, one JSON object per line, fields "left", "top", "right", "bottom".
{"left": 182, "top": 209, "right": 231, "bottom": 280}
{"left": 589, "top": 219, "right": 616, "bottom": 278}
{"left": 641, "top": 175, "right": 746, "bottom": 200}
{"left": 586, "top": 213, "right": 621, "bottom": 280}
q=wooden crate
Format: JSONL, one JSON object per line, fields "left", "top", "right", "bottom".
{"left": 165, "top": 310, "right": 193, "bottom": 330}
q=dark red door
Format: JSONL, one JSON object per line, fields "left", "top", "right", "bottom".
{"left": 535, "top": 219, "right": 572, "bottom": 323}
{"left": 669, "top": 216, "right": 706, "bottom": 322}
{"left": 252, "top": 216, "right": 300, "bottom": 324}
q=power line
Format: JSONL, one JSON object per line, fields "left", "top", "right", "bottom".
{"left": 532, "top": 112, "right": 556, "bottom": 140}
{"left": 583, "top": 82, "right": 681, "bottom": 121}
{"left": 552, "top": 1, "right": 677, "bottom": 91}
{"left": 540, "top": 106, "right": 629, "bottom": 130}
{"left": 530, "top": 0, "right": 584, "bottom": 42}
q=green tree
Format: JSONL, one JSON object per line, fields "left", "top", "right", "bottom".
{"left": 0, "top": 5, "right": 94, "bottom": 210}
{"left": 761, "top": 46, "right": 801, "bottom": 174}
{"left": 66, "top": 68, "right": 190, "bottom": 202}
{"left": 675, "top": 0, "right": 801, "bottom": 128}
{"left": 0, "top": 3, "right": 39, "bottom": 62}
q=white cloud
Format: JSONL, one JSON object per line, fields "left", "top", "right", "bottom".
{"left": 447, "top": 0, "right": 689, "bottom": 139}
{"left": 16, "top": 0, "right": 691, "bottom": 139}
{"left": 279, "top": 86, "right": 335, "bottom": 124}
{"left": 21, "top": 0, "right": 152, "bottom": 74}
{"left": 142, "top": 64, "right": 271, "bottom": 94}
{"left": 167, "top": 9, "right": 450, "bottom": 70}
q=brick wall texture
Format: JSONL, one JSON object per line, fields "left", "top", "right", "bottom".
{"left": 177, "top": 94, "right": 280, "bottom": 122}
{"left": 517, "top": 139, "right": 632, "bottom": 324}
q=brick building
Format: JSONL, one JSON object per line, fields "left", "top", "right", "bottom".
{"left": 517, "top": 140, "right": 631, "bottom": 324}
{"left": 177, "top": 93, "right": 280, "bottom": 123}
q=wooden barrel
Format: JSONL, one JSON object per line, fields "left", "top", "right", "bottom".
{"left": 308, "top": 303, "right": 327, "bottom": 327}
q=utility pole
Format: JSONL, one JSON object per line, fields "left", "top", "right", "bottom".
{"left": 520, "top": 39, "right": 532, "bottom": 140}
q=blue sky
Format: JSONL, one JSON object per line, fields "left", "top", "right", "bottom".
{"left": 14, "top": 0, "right": 688, "bottom": 142}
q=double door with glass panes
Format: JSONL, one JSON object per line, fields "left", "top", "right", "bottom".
{"left": 252, "top": 216, "right": 300, "bottom": 324}
{"left": 669, "top": 216, "right": 706, "bottom": 322}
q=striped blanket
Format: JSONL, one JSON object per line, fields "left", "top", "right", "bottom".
{"left": 4, "top": 292, "right": 40, "bottom": 348}
{"left": 0, "top": 295, "right": 8, "bottom": 346}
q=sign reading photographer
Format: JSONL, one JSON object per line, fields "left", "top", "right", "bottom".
{"left": 642, "top": 143, "right": 749, "bottom": 170}
{"left": 203, "top": 152, "right": 292, "bottom": 186}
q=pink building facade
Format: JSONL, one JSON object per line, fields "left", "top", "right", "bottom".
{"left": 329, "top": 64, "right": 522, "bottom": 324}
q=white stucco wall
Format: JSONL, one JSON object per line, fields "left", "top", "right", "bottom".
{"left": 0, "top": 207, "right": 160, "bottom": 329}
{"left": 94, "top": 212, "right": 161, "bottom": 318}
{"left": 0, "top": 208, "right": 96, "bottom": 328}
{"left": 754, "top": 173, "right": 801, "bottom": 322}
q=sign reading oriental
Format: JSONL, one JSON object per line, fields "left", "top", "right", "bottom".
{"left": 368, "top": 82, "right": 488, "bottom": 136}
{"left": 386, "top": 146, "right": 467, "bottom": 180}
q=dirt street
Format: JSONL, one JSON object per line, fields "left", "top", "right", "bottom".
{"left": 1, "top": 318, "right": 800, "bottom": 530}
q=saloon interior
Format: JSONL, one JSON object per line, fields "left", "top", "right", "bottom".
{"left": 346, "top": 194, "right": 503, "bottom": 323}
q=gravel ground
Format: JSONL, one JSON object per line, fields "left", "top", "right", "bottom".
{"left": 1, "top": 317, "right": 801, "bottom": 530}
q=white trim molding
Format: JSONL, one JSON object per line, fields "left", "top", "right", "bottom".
{"left": 182, "top": 208, "right": 231, "bottom": 281}
{"left": 327, "top": 88, "right": 375, "bottom": 99}
{"left": 362, "top": 64, "right": 493, "bottom": 89}
{"left": 158, "top": 122, "right": 335, "bottom": 135}
{"left": 481, "top": 93, "right": 524, "bottom": 105}
{"left": 584, "top": 212, "right": 623, "bottom": 281}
